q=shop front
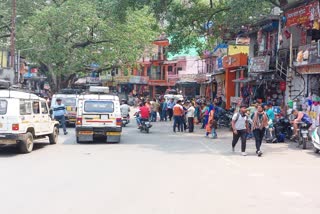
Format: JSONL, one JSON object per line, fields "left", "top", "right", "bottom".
{"left": 129, "top": 75, "right": 149, "bottom": 97}
{"left": 294, "top": 44, "right": 320, "bottom": 128}
{"left": 223, "top": 53, "right": 248, "bottom": 108}
{"left": 249, "top": 56, "right": 287, "bottom": 107}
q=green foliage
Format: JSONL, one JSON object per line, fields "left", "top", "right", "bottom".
{"left": 12, "top": 0, "right": 157, "bottom": 88}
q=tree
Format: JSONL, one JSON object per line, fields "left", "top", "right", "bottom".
{"left": 164, "top": 0, "right": 280, "bottom": 54}
{"left": 15, "top": 0, "right": 158, "bottom": 90}
{"left": 0, "top": 0, "right": 50, "bottom": 47}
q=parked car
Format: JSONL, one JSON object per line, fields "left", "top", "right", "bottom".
{"left": 0, "top": 88, "right": 60, "bottom": 153}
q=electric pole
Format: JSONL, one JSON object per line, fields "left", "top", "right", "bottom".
{"left": 10, "top": 0, "right": 16, "bottom": 69}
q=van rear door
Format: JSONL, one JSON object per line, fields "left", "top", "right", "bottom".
{"left": 0, "top": 99, "right": 9, "bottom": 132}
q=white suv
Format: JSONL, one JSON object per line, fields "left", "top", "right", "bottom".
{"left": 0, "top": 89, "right": 60, "bottom": 153}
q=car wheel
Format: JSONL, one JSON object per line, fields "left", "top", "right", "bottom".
{"left": 49, "top": 126, "right": 59, "bottom": 144}
{"left": 18, "top": 132, "right": 34, "bottom": 153}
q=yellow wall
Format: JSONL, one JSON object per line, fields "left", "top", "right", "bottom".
{"left": 0, "top": 51, "right": 8, "bottom": 67}
{"left": 228, "top": 45, "right": 249, "bottom": 55}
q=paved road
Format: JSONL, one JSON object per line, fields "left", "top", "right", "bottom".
{"left": 1, "top": 120, "right": 320, "bottom": 214}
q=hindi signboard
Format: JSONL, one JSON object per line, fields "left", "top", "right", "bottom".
{"left": 249, "top": 56, "right": 270, "bottom": 73}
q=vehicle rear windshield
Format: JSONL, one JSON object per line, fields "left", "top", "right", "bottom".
{"left": 0, "top": 100, "right": 7, "bottom": 115}
{"left": 84, "top": 101, "right": 114, "bottom": 113}
{"left": 62, "top": 98, "right": 76, "bottom": 106}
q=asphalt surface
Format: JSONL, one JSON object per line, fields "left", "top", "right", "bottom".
{"left": 1, "top": 120, "right": 320, "bottom": 214}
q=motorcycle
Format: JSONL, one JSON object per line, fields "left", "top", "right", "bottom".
{"left": 122, "top": 115, "right": 130, "bottom": 127}
{"left": 273, "top": 116, "right": 292, "bottom": 141}
{"left": 139, "top": 119, "right": 152, "bottom": 133}
{"left": 296, "top": 122, "right": 309, "bottom": 149}
{"left": 217, "top": 107, "right": 234, "bottom": 128}
{"left": 311, "top": 127, "right": 320, "bottom": 154}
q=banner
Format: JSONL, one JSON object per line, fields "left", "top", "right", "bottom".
{"left": 249, "top": 56, "right": 270, "bottom": 73}
{"left": 285, "top": 0, "right": 319, "bottom": 27}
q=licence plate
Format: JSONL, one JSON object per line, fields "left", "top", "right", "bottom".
{"left": 0, "top": 134, "right": 6, "bottom": 137}
{"left": 301, "top": 130, "right": 308, "bottom": 134}
{"left": 106, "top": 132, "right": 121, "bottom": 136}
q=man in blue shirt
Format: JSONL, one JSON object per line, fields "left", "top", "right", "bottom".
{"left": 52, "top": 98, "right": 68, "bottom": 135}
{"left": 167, "top": 98, "right": 175, "bottom": 121}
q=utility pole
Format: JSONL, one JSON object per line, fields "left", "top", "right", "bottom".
{"left": 10, "top": 0, "right": 16, "bottom": 69}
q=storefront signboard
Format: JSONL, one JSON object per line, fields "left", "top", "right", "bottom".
{"left": 114, "top": 76, "right": 130, "bottom": 83}
{"left": 285, "top": 0, "right": 319, "bottom": 27}
{"left": 86, "top": 77, "right": 101, "bottom": 84}
{"left": 129, "top": 76, "right": 149, "bottom": 84}
{"left": 249, "top": 56, "right": 270, "bottom": 73}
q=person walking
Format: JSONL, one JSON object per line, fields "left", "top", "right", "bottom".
{"left": 186, "top": 102, "right": 195, "bottom": 133}
{"left": 194, "top": 102, "right": 200, "bottom": 124}
{"left": 151, "top": 98, "right": 159, "bottom": 122}
{"left": 52, "top": 98, "right": 68, "bottom": 135}
{"left": 206, "top": 105, "right": 217, "bottom": 138}
{"left": 252, "top": 104, "right": 268, "bottom": 157}
{"left": 231, "top": 105, "right": 249, "bottom": 156}
{"left": 173, "top": 100, "right": 184, "bottom": 132}
{"left": 167, "top": 98, "right": 175, "bottom": 121}
{"left": 201, "top": 103, "right": 210, "bottom": 129}
{"left": 161, "top": 99, "right": 168, "bottom": 121}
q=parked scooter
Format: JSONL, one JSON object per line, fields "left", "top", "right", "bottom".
{"left": 296, "top": 122, "right": 310, "bottom": 149}
{"left": 217, "top": 107, "right": 235, "bottom": 128}
{"left": 311, "top": 127, "right": 320, "bottom": 153}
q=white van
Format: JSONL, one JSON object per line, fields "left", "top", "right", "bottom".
{"left": 0, "top": 89, "right": 59, "bottom": 153}
{"left": 75, "top": 87, "right": 122, "bottom": 143}
{"left": 51, "top": 94, "right": 79, "bottom": 125}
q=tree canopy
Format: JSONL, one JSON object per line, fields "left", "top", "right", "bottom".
{"left": 0, "top": 0, "right": 281, "bottom": 89}
{"left": 2, "top": 0, "right": 158, "bottom": 89}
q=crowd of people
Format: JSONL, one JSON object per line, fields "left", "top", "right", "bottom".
{"left": 126, "top": 97, "right": 314, "bottom": 158}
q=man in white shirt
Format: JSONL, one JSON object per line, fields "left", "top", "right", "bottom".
{"left": 231, "top": 105, "right": 249, "bottom": 156}
{"left": 186, "top": 101, "right": 195, "bottom": 133}
{"left": 120, "top": 100, "right": 130, "bottom": 117}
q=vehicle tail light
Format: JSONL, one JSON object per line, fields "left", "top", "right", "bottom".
{"left": 116, "top": 118, "right": 122, "bottom": 126}
{"left": 76, "top": 117, "right": 82, "bottom": 125}
{"left": 12, "top": 124, "right": 19, "bottom": 131}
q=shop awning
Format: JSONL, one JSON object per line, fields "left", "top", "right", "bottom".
{"left": 232, "top": 78, "right": 254, "bottom": 83}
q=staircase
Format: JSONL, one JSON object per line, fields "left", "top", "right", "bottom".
{"left": 275, "top": 59, "right": 306, "bottom": 101}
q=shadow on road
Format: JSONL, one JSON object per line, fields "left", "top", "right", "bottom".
{"left": 0, "top": 143, "right": 50, "bottom": 158}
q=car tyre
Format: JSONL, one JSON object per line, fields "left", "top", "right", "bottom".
{"left": 19, "top": 132, "right": 34, "bottom": 153}
{"left": 49, "top": 126, "right": 59, "bottom": 144}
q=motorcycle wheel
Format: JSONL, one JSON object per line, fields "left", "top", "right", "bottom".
{"left": 146, "top": 128, "right": 149, "bottom": 133}
{"left": 302, "top": 138, "right": 307, "bottom": 150}
{"left": 314, "top": 147, "right": 320, "bottom": 154}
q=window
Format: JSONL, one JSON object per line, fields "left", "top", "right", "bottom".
{"left": 0, "top": 100, "right": 7, "bottom": 115}
{"left": 41, "top": 102, "right": 48, "bottom": 114}
{"left": 84, "top": 101, "right": 114, "bottom": 113}
{"left": 20, "top": 100, "right": 32, "bottom": 115}
{"left": 62, "top": 98, "right": 76, "bottom": 106}
{"left": 33, "top": 101, "right": 40, "bottom": 114}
